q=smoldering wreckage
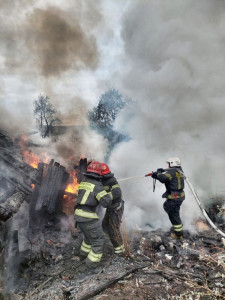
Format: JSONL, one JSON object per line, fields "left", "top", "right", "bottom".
{"left": 0, "top": 131, "right": 224, "bottom": 300}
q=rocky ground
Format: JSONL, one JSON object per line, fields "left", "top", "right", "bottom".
{"left": 1, "top": 223, "right": 224, "bottom": 300}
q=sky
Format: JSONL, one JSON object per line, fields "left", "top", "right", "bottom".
{"left": 1, "top": 0, "right": 225, "bottom": 231}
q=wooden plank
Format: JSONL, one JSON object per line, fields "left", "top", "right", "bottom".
{"left": 47, "top": 164, "right": 66, "bottom": 213}
{"left": 35, "top": 161, "right": 69, "bottom": 213}
{"left": 35, "top": 162, "right": 53, "bottom": 210}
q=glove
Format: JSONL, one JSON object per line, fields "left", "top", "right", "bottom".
{"left": 151, "top": 172, "right": 157, "bottom": 179}
{"left": 157, "top": 168, "right": 164, "bottom": 173}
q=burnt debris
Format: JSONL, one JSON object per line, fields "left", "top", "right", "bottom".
{"left": 0, "top": 131, "right": 78, "bottom": 295}
{"left": 0, "top": 131, "right": 224, "bottom": 299}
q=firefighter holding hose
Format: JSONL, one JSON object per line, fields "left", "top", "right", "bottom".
{"left": 101, "top": 163, "right": 125, "bottom": 255}
{"left": 151, "top": 157, "right": 185, "bottom": 239}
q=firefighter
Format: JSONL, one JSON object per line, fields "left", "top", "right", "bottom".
{"left": 101, "top": 163, "right": 125, "bottom": 255}
{"left": 151, "top": 157, "right": 185, "bottom": 239}
{"left": 74, "top": 161, "right": 112, "bottom": 269}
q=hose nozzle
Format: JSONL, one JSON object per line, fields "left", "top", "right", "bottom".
{"left": 145, "top": 173, "right": 152, "bottom": 177}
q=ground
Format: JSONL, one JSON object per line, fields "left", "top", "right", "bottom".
{"left": 1, "top": 225, "right": 224, "bottom": 300}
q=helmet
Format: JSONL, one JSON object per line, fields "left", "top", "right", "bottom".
{"left": 101, "top": 163, "right": 111, "bottom": 175}
{"left": 86, "top": 161, "right": 102, "bottom": 175}
{"left": 166, "top": 157, "right": 181, "bottom": 167}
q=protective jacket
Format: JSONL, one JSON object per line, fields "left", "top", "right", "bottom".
{"left": 75, "top": 173, "right": 112, "bottom": 222}
{"left": 156, "top": 167, "right": 185, "bottom": 201}
{"left": 102, "top": 173, "right": 122, "bottom": 207}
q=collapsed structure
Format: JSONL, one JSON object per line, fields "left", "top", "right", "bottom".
{"left": 0, "top": 131, "right": 80, "bottom": 293}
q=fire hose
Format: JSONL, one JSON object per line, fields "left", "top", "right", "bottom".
{"left": 117, "top": 175, "right": 149, "bottom": 182}
{"left": 178, "top": 170, "right": 225, "bottom": 238}
{"left": 118, "top": 172, "right": 225, "bottom": 238}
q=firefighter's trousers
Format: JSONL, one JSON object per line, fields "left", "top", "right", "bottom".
{"left": 163, "top": 199, "right": 183, "bottom": 237}
{"left": 102, "top": 201, "right": 125, "bottom": 254}
{"left": 77, "top": 219, "right": 105, "bottom": 269}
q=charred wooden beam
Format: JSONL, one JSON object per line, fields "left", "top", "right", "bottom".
{"left": 0, "top": 151, "right": 39, "bottom": 184}
{"left": 34, "top": 160, "right": 69, "bottom": 213}
{"left": 2, "top": 175, "right": 33, "bottom": 195}
{"left": 74, "top": 158, "right": 88, "bottom": 183}
{"left": 0, "top": 132, "right": 14, "bottom": 148}
{"left": 0, "top": 151, "right": 39, "bottom": 196}
{"left": 0, "top": 191, "right": 26, "bottom": 222}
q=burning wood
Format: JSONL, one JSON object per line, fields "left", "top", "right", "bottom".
{"left": 17, "top": 134, "right": 50, "bottom": 168}
{"left": 65, "top": 170, "right": 79, "bottom": 195}
{"left": 0, "top": 150, "right": 39, "bottom": 195}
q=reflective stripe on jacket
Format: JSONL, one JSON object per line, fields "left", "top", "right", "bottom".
{"left": 75, "top": 175, "right": 112, "bottom": 221}
{"left": 156, "top": 167, "right": 185, "bottom": 201}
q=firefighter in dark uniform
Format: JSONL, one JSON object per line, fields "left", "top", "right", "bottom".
{"left": 75, "top": 161, "right": 112, "bottom": 269}
{"left": 151, "top": 157, "right": 185, "bottom": 239}
{"left": 101, "top": 163, "right": 125, "bottom": 255}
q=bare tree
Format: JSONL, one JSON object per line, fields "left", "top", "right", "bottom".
{"left": 34, "top": 95, "right": 61, "bottom": 138}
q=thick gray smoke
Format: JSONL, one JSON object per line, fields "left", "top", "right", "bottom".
{"left": 0, "top": 1, "right": 99, "bottom": 77}
{"left": 26, "top": 7, "right": 98, "bottom": 77}
{"left": 1, "top": 0, "right": 225, "bottom": 232}
{"left": 0, "top": 0, "right": 102, "bottom": 136}
{"left": 109, "top": 0, "right": 225, "bottom": 232}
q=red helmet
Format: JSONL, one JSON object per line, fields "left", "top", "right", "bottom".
{"left": 86, "top": 161, "right": 102, "bottom": 175}
{"left": 101, "top": 163, "right": 111, "bottom": 175}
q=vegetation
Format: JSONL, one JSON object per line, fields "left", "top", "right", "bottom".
{"left": 34, "top": 95, "right": 61, "bottom": 138}
{"left": 88, "top": 88, "right": 132, "bottom": 161}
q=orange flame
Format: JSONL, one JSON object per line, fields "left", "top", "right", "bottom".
{"left": 24, "top": 152, "right": 39, "bottom": 168}
{"left": 65, "top": 171, "right": 79, "bottom": 194}
{"left": 18, "top": 134, "right": 50, "bottom": 168}
{"left": 18, "top": 135, "right": 39, "bottom": 168}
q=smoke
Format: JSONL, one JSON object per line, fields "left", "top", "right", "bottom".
{"left": 0, "top": 101, "right": 35, "bottom": 137}
{"left": 0, "top": 0, "right": 104, "bottom": 136}
{"left": 26, "top": 7, "right": 98, "bottom": 77}
{"left": 108, "top": 0, "right": 225, "bottom": 232}
{"left": 0, "top": 1, "right": 99, "bottom": 77}
{"left": 26, "top": 126, "right": 107, "bottom": 170}
{"left": 54, "top": 127, "right": 108, "bottom": 167}
{"left": 59, "top": 97, "right": 89, "bottom": 125}
{"left": 1, "top": 0, "right": 225, "bottom": 231}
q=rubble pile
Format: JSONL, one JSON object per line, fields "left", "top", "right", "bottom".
{"left": 0, "top": 132, "right": 77, "bottom": 296}
{"left": 1, "top": 225, "right": 223, "bottom": 300}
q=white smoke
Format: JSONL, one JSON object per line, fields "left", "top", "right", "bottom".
{"left": 26, "top": 127, "right": 108, "bottom": 169}
{"left": 109, "top": 0, "right": 225, "bottom": 232}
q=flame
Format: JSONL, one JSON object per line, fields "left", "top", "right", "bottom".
{"left": 18, "top": 134, "right": 49, "bottom": 168}
{"left": 63, "top": 170, "right": 79, "bottom": 215}
{"left": 65, "top": 170, "right": 79, "bottom": 194}
{"left": 25, "top": 152, "right": 39, "bottom": 168}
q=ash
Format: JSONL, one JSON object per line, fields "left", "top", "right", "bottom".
{"left": 1, "top": 224, "right": 224, "bottom": 300}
